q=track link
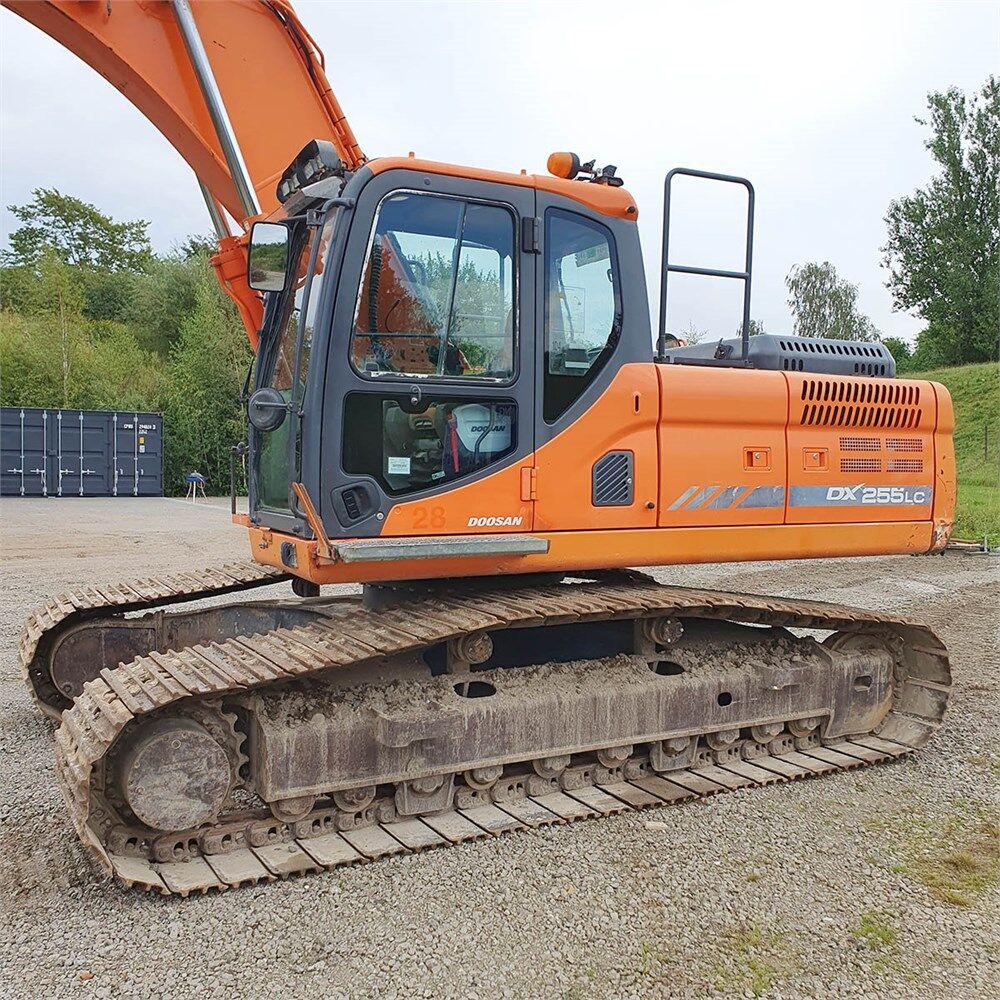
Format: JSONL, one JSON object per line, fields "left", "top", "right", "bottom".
{"left": 33, "top": 573, "right": 950, "bottom": 895}
{"left": 20, "top": 563, "right": 290, "bottom": 717}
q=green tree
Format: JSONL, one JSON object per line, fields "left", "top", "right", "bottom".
{"left": 881, "top": 336, "right": 913, "bottom": 373}
{"left": 161, "top": 269, "right": 252, "bottom": 492}
{"left": 785, "top": 261, "right": 879, "bottom": 341}
{"left": 3, "top": 188, "right": 152, "bottom": 272}
{"left": 125, "top": 254, "right": 204, "bottom": 354}
{"left": 34, "top": 250, "right": 85, "bottom": 407}
{"left": 735, "top": 319, "right": 767, "bottom": 337}
{"left": 882, "top": 76, "right": 999, "bottom": 366}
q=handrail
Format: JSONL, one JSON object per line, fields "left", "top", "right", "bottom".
{"left": 656, "top": 167, "right": 756, "bottom": 366}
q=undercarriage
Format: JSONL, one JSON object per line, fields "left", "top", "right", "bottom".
{"left": 23, "top": 566, "right": 951, "bottom": 895}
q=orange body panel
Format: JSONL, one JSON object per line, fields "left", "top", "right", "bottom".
{"left": 533, "top": 365, "right": 659, "bottom": 531}
{"left": 656, "top": 367, "right": 788, "bottom": 527}
{"left": 247, "top": 363, "right": 955, "bottom": 585}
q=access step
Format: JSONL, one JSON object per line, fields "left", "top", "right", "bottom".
{"left": 334, "top": 533, "right": 549, "bottom": 563}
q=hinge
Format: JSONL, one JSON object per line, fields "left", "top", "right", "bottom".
{"left": 520, "top": 466, "right": 538, "bottom": 501}
{"left": 520, "top": 216, "right": 540, "bottom": 254}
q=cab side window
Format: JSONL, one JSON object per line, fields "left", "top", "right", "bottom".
{"left": 543, "top": 209, "right": 621, "bottom": 422}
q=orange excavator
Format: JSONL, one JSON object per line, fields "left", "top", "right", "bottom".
{"left": 7, "top": 1, "right": 955, "bottom": 895}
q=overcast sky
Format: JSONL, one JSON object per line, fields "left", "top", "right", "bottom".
{"left": 1, "top": 0, "right": 996, "bottom": 344}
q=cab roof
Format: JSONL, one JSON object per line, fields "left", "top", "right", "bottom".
{"left": 367, "top": 156, "right": 639, "bottom": 222}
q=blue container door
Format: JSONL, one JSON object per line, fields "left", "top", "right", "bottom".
{"left": 0, "top": 408, "right": 50, "bottom": 496}
{"left": 113, "top": 412, "right": 163, "bottom": 496}
{"left": 54, "top": 410, "right": 113, "bottom": 496}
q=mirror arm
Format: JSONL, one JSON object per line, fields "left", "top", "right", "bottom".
{"left": 240, "top": 358, "right": 255, "bottom": 404}
{"left": 306, "top": 197, "right": 354, "bottom": 228}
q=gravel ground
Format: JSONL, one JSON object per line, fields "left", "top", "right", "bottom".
{"left": 1, "top": 497, "right": 997, "bottom": 1000}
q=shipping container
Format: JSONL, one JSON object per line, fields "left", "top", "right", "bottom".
{"left": 1, "top": 407, "right": 163, "bottom": 497}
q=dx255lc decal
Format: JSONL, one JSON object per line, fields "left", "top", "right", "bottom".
{"left": 790, "top": 485, "right": 933, "bottom": 507}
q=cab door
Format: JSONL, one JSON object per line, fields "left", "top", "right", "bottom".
{"left": 531, "top": 194, "right": 659, "bottom": 531}
{"left": 321, "top": 169, "right": 537, "bottom": 538}
{"left": 250, "top": 220, "right": 323, "bottom": 526}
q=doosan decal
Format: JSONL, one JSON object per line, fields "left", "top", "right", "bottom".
{"left": 467, "top": 515, "right": 524, "bottom": 527}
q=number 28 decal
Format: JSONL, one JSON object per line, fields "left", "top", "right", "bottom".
{"left": 411, "top": 506, "right": 447, "bottom": 530}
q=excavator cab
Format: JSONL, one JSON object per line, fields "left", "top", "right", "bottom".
{"left": 244, "top": 154, "right": 651, "bottom": 549}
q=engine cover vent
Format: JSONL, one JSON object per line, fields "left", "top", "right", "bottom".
{"left": 841, "top": 457, "right": 882, "bottom": 473}
{"left": 887, "top": 458, "right": 924, "bottom": 472}
{"left": 592, "top": 451, "right": 634, "bottom": 507}
{"left": 799, "top": 379, "right": 922, "bottom": 429}
{"left": 840, "top": 436, "right": 881, "bottom": 452}
{"left": 886, "top": 437, "right": 922, "bottom": 452}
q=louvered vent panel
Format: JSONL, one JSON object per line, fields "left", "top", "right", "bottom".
{"left": 840, "top": 458, "right": 882, "bottom": 473}
{"left": 839, "top": 436, "right": 881, "bottom": 452}
{"left": 592, "top": 451, "right": 634, "bottom": 507}
{"left": 886, "top": 437, "right": 922, "bottom": 452}
{"left": 799, "top": 379, "right": 922, "bottom": 429}
{"left": 887, "top": 458, "right": 923, "bottom": 473}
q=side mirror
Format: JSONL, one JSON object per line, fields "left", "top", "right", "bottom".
{"left": 247, "top": 386, "right": 288, "bottom": 432}
{"left": 247, "top": 222, "right": 291, "bottom": 292}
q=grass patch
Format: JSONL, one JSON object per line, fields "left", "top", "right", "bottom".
{"left": 710, "top": 923, "right": 796, "bottom": 998}
{"left": 952, "top": 481, "right": 1000, "bottom": 546}
{"left": 851, "top": 911, "right": 899, "bottom": 948}
{"left": 965, "top": 753, "right": 1000, "bottom": 776}
{"left": 920, "top": 362, "right": 1000, "bottom": 546}
{"left": 891, "top": 806, "right": 1000, "bottom": 906}
{"left": 911, "top": 820, "right": 1000, "bottom": 906}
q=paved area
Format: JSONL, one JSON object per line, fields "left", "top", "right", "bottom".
{"left": 1, "top": 497, "right": 997, "bottom": 999}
